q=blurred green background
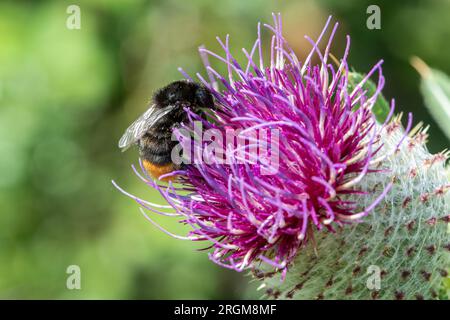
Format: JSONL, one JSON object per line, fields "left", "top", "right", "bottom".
{"left": 0, "top": 0, "right": 448, "bottom": 299}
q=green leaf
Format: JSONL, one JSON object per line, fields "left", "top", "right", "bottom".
{"left": 348, "top": 72, "right": 390, "bottom": 123}
{"left": 411, "top": 57, "right": 450, "bottom": 141}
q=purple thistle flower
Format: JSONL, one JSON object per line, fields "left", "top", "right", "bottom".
{"left": 115, "top": 14, "right": 407, "bottom": 274}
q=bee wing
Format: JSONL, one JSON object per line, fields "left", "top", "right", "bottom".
{"left": 118, "top": 104, "right": 176, "bottom": 151}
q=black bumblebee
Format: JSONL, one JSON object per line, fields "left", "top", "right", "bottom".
{"left": 119, "top": 80, "right": 214, "bottom": 180}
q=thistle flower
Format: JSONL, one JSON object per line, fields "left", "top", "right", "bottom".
{"left": 117, "top": 14, "right": 399, "bottom": 270}
{"left": 115, "top": 14, "right": 449, "bottom": 299}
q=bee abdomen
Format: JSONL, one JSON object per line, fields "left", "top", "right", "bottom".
{"left": 142, "top": 159, "right": 176, "bottom": 181}
{"left": 138, "top": 135, "right": 175, "bottom": 165}
{"left": 144, "top": 152, "right": 173, "bottom": 165}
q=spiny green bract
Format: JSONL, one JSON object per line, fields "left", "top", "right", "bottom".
{"left": 256, "top": 118, "right": 450, "bottom": 300}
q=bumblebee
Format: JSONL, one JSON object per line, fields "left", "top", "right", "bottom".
{"left": 118, "top": 80, "right": 214, "bottom": 180}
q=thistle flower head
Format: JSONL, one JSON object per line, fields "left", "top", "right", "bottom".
{"left": 116, "top": 15, "right": 405, "bottom": 274}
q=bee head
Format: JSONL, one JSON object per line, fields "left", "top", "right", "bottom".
{"left": 154, "top": 81, "right": 214, "bottom": 111}
{"left": 194, "top": 86, "right": 214, "bottom": 110}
